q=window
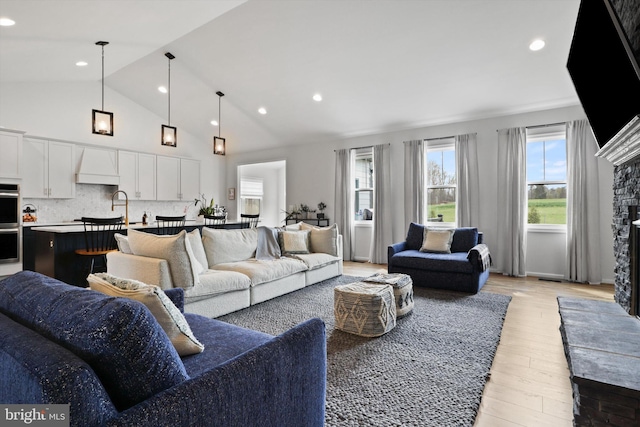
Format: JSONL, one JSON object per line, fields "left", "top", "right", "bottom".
{"left": 526, "top": 125, "right": 567, "bottom": 225}
{"left": 425, "top": 138, "right": 456, "bottom": 225}
{"left": 354, "top": 148, "right": 373, "bottom": 221}
{"left": 240, "top": 177, "right": 262, "bottom": 215}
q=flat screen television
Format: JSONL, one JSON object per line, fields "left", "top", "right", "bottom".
{"left": 567, "top": 0, "right": 640, "bottom": 148}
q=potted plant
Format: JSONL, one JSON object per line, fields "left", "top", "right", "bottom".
{"left": 317, "top": 202, "right": 326, "bottom": 219}
{"left": 194, "top": 194, "right": 215, "bottom": 222}
{"left": 300, "top": 204, "right": 310, "bottom": 219}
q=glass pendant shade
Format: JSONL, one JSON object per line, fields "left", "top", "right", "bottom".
{"left": 92, "top": 41, "right": 114, "bottom": 136}
{"left": 214, "top": 136, "right": 225, "bottom": 155}
{"left": 92, "top": 109, "right": 113, "bottom": 135}
{"left": 161, "top": 125, "right": 177, "bottom": 147}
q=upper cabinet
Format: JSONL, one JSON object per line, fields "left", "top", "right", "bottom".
{"left": 118, "top": 151, "right": 156, "bottom": 201}
{"left": 156, "top": 156, "right": 200, "bottom": 201}
{"left": 23, "top": 138, "right": 75, "bottom": 199}
{"left": 0, "top": 129, "right": 24, "bottom": 180}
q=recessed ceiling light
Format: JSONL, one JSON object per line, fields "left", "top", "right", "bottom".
{"left": 76, "top": 61, "right": 88, "bottom": 67}
{"left": 158, "top": 86, "right": 167, "bottom": 94}
{"left": 529, "top": 39, "right": 545, "bottom": 51}
{"left": 313, "top": 93, "right": 322, "bottom": 102}
{"left": 210, "top": 120, "right": 219, "bottom": 126}
{"left": 0, "top": 17, "right": 16, "bottom": 27}
{"left": 258, "top": 107, "right": 267, "bottom": 115}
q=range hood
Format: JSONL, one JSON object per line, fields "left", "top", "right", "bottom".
{"left": 596, "top": 115, "right": 640, "bottom": 166}
{"left": 76, "top": 147, "right": 120, "bottom": 185}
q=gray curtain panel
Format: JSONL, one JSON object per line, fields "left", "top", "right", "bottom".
{"left": 334, "top": 148, "right": 353, "bottom": 261}
{"left": 455, "top": 133, "right": 480, "bottom": 227}
{"left": 566, "top": 120, "right": 602, "bottom": 283}
{"left": 404, "top": 140, "right": 425, "bottom": 227}
{"left": 497, "top": 127, "right": 527, "bottom": 276}
{"left": 370, "top": 144, "right": 393, "bottom": 264}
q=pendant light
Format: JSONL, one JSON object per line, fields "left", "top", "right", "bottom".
{"left": 161, "top": 52, "right": 177, "bottom": 146}
{"left": 213, "top": 91, "right": 226, "bottom": 155}
{"left": 92, "top": 41, "right": 114, "bottom": 136}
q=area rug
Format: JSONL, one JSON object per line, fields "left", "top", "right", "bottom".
{"left": 218, "top": 275, "right": 511, "bottom": 426}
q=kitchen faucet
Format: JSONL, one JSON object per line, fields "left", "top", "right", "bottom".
{"left": 111, "top": 190, "right": 129, "bottom": 226}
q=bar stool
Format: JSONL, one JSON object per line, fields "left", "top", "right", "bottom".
{"left": 75, "top": 216, "right": 124, "bottom": 276}
{"left": 240, "top": 214, "right": 259, "bottom": 229}
{"left": 155, "top": 215, "right": 186, "bottom": 235}
{"left": 204, "top": 214, "right": 227, "bottom": 229}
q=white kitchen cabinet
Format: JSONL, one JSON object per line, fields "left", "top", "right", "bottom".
{"left": 0, "top": 129, "right": 24, "bottom": 180}
{"left": 118, "top": 151, "right": 156, "bottom": 200}
{"left": 156, "top": 156, "right": 200, "bottom": 201}
{"left": 22, "top": 138, "right": 75, "bottom": 199}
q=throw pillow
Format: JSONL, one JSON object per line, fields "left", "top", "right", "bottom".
{"left": 201, "top": 227, "right": 258, "bottom": 266}
{"left": 114, "top": 233, "right": 133, "bottom": 254}
{"left": 127, "top": 229, "right": 199, "bottom": 289}
{"left": 187, "top": 229, "right": 208, "bottom": 274}
{"left": 420, "top": 228, "right": 455, "bottom": 253}
{"left": 299, "top": 222, "right": 339, "bottom": 256}
{"left": 406, "top": 222, "right": 425, "bottom": 251}
{"left": 88, "top": 273, "right": 204, "bottom": 356}
{"left": 278, "top": 230, "right": 311, "bottom": 255}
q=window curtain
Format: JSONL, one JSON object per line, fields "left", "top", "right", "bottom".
{"left": 455, "top": 133, "right": 480, "bottom": 227}
{"left": 404, "top": 140, "right": 425, "bottom": 227}
{"left": 370, "top": 144, "right": 393, "bottom": 264}
{"left": 566, "top": 120, "right": 601, "bottom": 283}
{"left": 497, "top": 127, "right": 527, "bottom": 276}
{"left": 334, "top": 149, "right": 353, "bottom": 261}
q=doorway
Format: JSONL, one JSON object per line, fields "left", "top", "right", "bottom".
{"left": 237, "top": 161, "right": 286, "bottom": 227}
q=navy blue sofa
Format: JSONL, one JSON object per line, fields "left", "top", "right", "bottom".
{"left": 388, "top": 224, "right": 490, "bottom": 294}
{"left": 0, "top": 271, "right": 326, "bottom": 427}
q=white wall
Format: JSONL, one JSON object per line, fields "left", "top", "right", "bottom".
{"left": 0, "top": 81, "right": 226, "bottom": 221}
{"left": 227, "top": 105, "right": 616, "bottom": 283}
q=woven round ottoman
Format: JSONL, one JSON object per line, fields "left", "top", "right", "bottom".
{"left": 363, "top": 273, "right": 414, "bottom": 318}
{"left": 334, "top": 282, "right": 396, "bottom": 337}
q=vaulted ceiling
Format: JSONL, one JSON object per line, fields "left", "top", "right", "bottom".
{"left": 0, "top": 0, "right": 582, "bottom": 154}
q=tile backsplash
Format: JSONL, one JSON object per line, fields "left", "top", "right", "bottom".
{"left": 23, "top": 184, "right": 198, "bottom": 224}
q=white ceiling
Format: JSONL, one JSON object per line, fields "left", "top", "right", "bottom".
{"left": 0, "top": 0, "right": 582, "bottom": 154}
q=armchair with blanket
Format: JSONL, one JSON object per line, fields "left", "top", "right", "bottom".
{"left": 388, "top": 223, "right": 491, "bottom": 293}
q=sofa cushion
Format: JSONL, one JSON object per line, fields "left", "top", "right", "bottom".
{"left": 420, "top": 228, "right": 455, "bottom": 253}
{"left": 184, "top": 270, "right": 252, "bottom": 303}
{"left": 293, "top": 253, "right": 341, "bottom": 271}
{"left": 405, "top": 222, "right": 425, "bottom": 251}
{"left": 451, "top": 227, "right": 479, "bottom": 253}
{"left": 278, "top": 230, "right": 311, "bottom": 255}
{"left": 213, "top": 258, "right": 308, "bottom": 286}
{"left": 88, "top": 273, "right": 204, "bottom": 356}
{"left": 127, "top": 229, "right": 199, "bottom": 289}
{"left": 390, "top": 250, "right": 474, "bottom": 274}
{"left": 187, "top": 229, "right": 208, "bottom": 274}
{"left": 202, "top": 227, "right": 258, "bottom": 266}
{"left": 300, "top": 223, "right": 339, "bottom": 256}
{"left": 0, "top": 271, "right": 188, "bottom": 411}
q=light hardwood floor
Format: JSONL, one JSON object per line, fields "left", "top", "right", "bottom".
{"left": 341, "top": 261, "right": 615, "bottom": 427}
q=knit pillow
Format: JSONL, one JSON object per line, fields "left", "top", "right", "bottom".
{"left": 300, "top": 222, "right": 339, "bottom": 256}
{"left": 278, "top": 230, "right": 311, "bottom": 255}
{"left": 88, "top": 273, "right": 204, "bottom": 356}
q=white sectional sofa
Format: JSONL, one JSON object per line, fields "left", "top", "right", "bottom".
{"left": 107, "top": 224, "right": 343, "bottom": 318}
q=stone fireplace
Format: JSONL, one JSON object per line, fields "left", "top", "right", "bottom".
{"left": 612, "top": 162, "right": 640, "bottom": 314}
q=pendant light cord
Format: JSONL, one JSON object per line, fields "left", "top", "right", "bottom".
{"left": 218, "top": 95, "right": 221, "bottom": 137}
{"left": 168, "top": 57, "right": 171, "bottom": 125}
{"left": 101, "top": 44, "right": 105, "bottom": 111}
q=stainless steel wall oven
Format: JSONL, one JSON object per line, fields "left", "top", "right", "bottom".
{"left": 0, "top": 184, "right": 20, "bottom": 264}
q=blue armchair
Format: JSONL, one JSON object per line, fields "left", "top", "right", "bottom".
{"left": 388, "top": 223, "right": 490, "bottom": 294}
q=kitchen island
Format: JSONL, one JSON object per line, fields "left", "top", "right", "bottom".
{"left": 28, "top": 221, "right": 244, "bottom": 287}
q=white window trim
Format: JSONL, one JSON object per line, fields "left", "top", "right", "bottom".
{"left": 526, "top": 125, "right": 567, "bottom": 230}
{"left": 425, "top": 137, "right": 456, "bottom": 227}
